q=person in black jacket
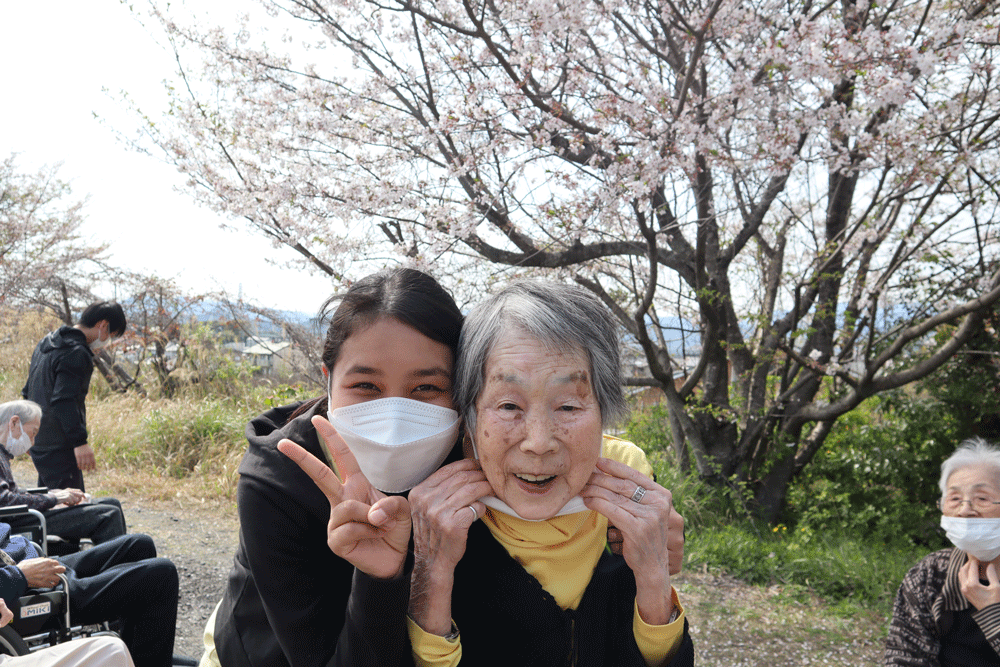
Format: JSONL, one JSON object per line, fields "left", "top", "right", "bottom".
{"left": 204, "top": 269, "right": 465, "bottom": 667}
{"left": 21, "top": 301, "right": 126, "bottom": 491}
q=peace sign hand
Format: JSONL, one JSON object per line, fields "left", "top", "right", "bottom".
{"left": 278, "top": 415, "right": 412, "bottom": 580}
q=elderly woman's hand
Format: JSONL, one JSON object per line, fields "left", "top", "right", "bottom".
{"left": 582, "top": 456, "right": 676, "bottom": 625}
{"left": 278, "top": 415, "right": 413, "bottom": 580}
{"left": 959, "top": 556, "right": 1000, "bottom": 610}
{"left": 407, "top": 459, "right": 493, "bottom": 636}
{"left": 607, "top": 506, "right": 684, "bottom": 574}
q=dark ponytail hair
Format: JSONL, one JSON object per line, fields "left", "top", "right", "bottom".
{"left": 290, "top": 268, "right": 462, "bottom": 419}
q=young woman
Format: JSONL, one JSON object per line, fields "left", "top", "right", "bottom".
{"left": 202, "top": 268, "right": 465, "bottom": 667}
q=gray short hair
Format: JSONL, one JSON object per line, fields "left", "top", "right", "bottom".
{"left": 455, "top": 280, "right": 628, "bottom": 435}
{"left": 939, "top": 437, "right": 1000, "bottom": 495}
{"left": 0, "top": 400, "right": 42, "bottom": 427}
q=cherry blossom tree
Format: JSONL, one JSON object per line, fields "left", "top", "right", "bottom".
{"left": 130, "top": 0, "right": 1000, "bottom": 520}
{"left": 0, "top": 155, "right": 110, "bottom": 320}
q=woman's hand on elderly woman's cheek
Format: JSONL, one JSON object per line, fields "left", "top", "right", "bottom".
{"left": 277, "top": 417, "right": 412, "bottom": 580}
{"left": 581, "top": 457, "right": 675, "bottom": 624}
{"left": 959, "top": 557, "right": 1000, "bottom": 611}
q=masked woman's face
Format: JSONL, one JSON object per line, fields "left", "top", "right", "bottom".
{"left": 326, "top": 316, "right": 454, "bottom": 411}
{"left": 941, "top": 466, "right": 1000, "bottom": 518}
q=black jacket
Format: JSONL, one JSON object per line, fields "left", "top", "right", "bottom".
{"left": 452, "top": 519, "right": 695, "bottom": 666}
{"left": 21, "top": 326, "right": 93, "bottom": 451}
{"left": 213, "top": 401, "right": 414, "bottom": 667}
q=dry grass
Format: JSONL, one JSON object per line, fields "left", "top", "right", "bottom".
{"left": 2, "top": 313, "right": 254, "bottom": 502}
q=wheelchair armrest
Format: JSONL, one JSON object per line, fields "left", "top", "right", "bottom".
{"left": 0, "top": 506, "right": 31, "bottom": 518}
{"left": 0, "top": 507, "right": 47, "bottom": 552}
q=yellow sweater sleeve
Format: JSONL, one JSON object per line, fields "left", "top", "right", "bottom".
{"left": 633, "top": 587, "right": 686, "bottom": 666}
{"left": 407, "top": 616, "right": 461, "bottom": 667}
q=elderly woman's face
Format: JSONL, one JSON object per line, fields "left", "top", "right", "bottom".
{"left": 942, "top": 466, "right": 1000, "bottom": 518}
{"left": 472, "top": 332, "right": 603, "bottom": 520}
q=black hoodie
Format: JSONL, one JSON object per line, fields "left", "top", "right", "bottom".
{"left": 21, "top": 326, "right": 93, "bottom": 451}
{"left": 213, "top": 400, "right": 414, "bottom": 667}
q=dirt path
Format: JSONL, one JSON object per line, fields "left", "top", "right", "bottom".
{"left": 123, "top": 499, "right": 240, "bottom": 660}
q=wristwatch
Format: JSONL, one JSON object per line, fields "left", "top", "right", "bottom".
{"left": 443, "top": 621, "right": 460, "bottom": 642}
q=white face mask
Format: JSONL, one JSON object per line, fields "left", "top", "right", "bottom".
{"left": 940, "top": 516, "right": 1000, "bottom": 562}
{"left": 468, "top": 435, "right": 589, "bottom": 522}
{"left": 4, "top": 424, "right": 32, "bottom": 457}
{"left": 90, "top": 329, "right": 110, "bottom": 351}
{"left": 327, "top": 397, "right": 460, "bottom": 493}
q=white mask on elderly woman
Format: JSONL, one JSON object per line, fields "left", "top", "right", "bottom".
{"left": 3, "top": 424, "right": 32, "bottom": 458}
{"left": 468, "top": 436, "right": 589, "bottom": 522}
{"left": 940, "top": 516, "right": 1000, "bottom": 562}
{"left": 327, "top": 396, "right": 460, "bottom": 494}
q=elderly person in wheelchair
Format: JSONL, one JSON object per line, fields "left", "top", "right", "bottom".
{"left": 0, "top": 520, "right": 179, "bottom": 667}
{"left": 0, "top": 520, "right": 178, "bottom": 666}
{"left": 0, "top": 401, "right": 125, "bottom": 551}
{"left": 0, "top": 444, "right": 180, "bottom": 667}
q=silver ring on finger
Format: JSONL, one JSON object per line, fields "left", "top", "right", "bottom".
{"left": 630, "top": 485, "right": 646, "bottom": 504}
{"left": 467, "top": 505, "right": 478, "bottom": 522}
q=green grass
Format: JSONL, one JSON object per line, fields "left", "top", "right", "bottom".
{"left": 684, "top": 522, "right": 929, "bottom": 618}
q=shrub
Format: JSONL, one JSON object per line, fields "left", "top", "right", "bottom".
{"left": 784, "top": 393, "right": 956, "bottom": 550}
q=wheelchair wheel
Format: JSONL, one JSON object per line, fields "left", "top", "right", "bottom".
{"left": 0, "top": 625, "right": 30, "bottom": 656}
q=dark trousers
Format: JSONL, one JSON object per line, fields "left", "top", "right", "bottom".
{"left": 44, "top": 498, "right": 127, "bottom": 544}
{"left": 58, "top": 534, "right": 179, "bottom": 667}
{"left": 8, "top": 498, "right": 127, "bottom": 547}
{"left": 29, "top": 446, "right": 84, "bottom": 492}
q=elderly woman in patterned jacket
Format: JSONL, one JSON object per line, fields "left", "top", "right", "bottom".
{"left": 885, "top": 437, "right": 1000, "bottom": 666}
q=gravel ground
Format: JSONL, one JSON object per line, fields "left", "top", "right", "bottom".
{"left": 123, "top": 499, "right": 240, "bottom": 661}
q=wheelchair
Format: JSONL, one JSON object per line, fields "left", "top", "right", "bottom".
{"left": 0, "top": 506, "right": 116, "bottom": 657}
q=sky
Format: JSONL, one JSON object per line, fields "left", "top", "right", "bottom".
{"left": 0, "top": 1, "right": 336, "bottom": 314}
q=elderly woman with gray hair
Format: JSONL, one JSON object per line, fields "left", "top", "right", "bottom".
{"left": 406, "top": 281, "right": 694, "bottom": 667}
{"left": 885, "top": 437, "right": 1000, "bottom": 666}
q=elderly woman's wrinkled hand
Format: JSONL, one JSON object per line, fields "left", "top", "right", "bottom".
{"left": 408, "top": 459, "right": 492, "bottom": 571}
{"left": 277, "top": 416, "right": 412, "bottom": 580}
{"left": 608, "top": 507, "right": 684, "bottom": 574}
{"left": 582, "top": 456, "right": 676, "bottom": 624}
{"left": 407, "top": 459, "right": 493, "bottom": 635}
{"left": 959, "top": 556, "right": 1000, "bottom": 611}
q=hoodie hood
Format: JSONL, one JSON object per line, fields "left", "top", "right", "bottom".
{"left": 238, "top": 400, "right": 331, "bottom": 515}
{"left": 39, "top": 326, "right": 89, "bottom": 354}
